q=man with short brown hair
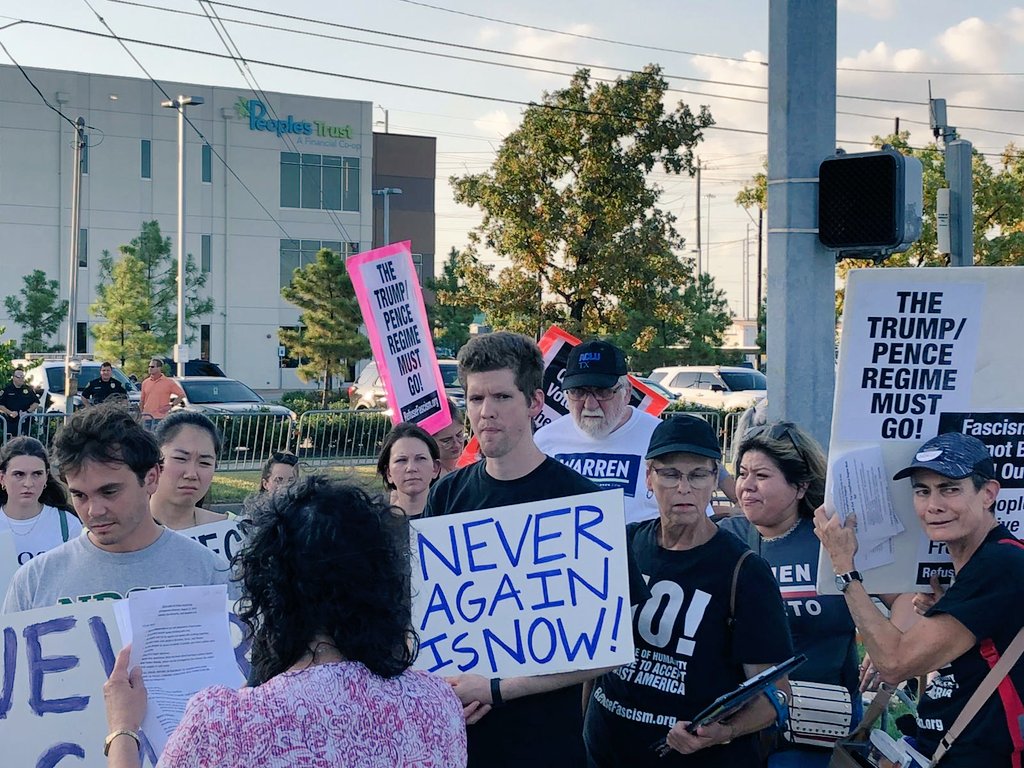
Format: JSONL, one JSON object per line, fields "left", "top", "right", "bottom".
{"left": 139, "top": 358, "right": 184, "bottom": 420}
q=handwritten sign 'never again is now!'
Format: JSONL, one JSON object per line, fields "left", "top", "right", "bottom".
{"left": 410, "top": 490, "right": 635, "bottom": 678}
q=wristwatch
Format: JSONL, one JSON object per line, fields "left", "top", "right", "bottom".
{"left": 834, "top": 570, "right": 863, "bottom": 593}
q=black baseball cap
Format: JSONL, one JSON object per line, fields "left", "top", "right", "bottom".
{"left": 646, "top": 414, "right": 722, "bottom": 462}
{"left": 562, "top": 340, "right": 627, "bottom": 390}
{"left": 892, "top": 432, "right": 996, "bottom": 481}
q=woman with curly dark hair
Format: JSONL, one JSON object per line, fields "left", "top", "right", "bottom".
{"left": 103, "top": 476, "right": 467, "bottom": 768}
{"left": 0, "top": 436, "right": 82, "bottom": 568}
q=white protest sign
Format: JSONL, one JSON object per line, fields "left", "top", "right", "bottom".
{"left": 0, "top": 530, "right": 17, "bottom": 602}
{"left": 410, "top": 489, "right": 634, "bottom": 678}
{"left": 822, "top": 267, "right": 1024, "bottom": 594}
{"left": 183, "top": 518, "right": 244, "bottom": 565}
{"left": 0, "top": 601, "right": 161, "bottom": 767}
{"left": 347, "top": 241, "right": 452, "bottom": 433}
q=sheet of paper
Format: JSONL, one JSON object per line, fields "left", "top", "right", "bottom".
{"left": 827, "top": 445, "right": 905, "bottom": 539}
{"left": 127, "top": 585, "right": 241, "bottom": 755}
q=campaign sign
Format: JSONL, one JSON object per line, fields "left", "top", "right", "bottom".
{"left": 410, "top": 490, "right": 634, "bottom": 678}
{"left": 0, "top": 602, "right": 163, "bottom": 767}
{"left": 347, "top": 241, "right": 451, "bottom": 434}
{"left": 823, "top": 267, "right": 1024, "bottom": 594}
{"left": 185, "top": 519, "right": 244, "bottom": 565}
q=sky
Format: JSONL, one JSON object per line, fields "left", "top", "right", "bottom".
{"left": 2, "top": 0, "right": 1024, "bottom": 319}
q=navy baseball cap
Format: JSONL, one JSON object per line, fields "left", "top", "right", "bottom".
{"left": 562, "top": 341, "right": 627, "bottom": 390}
{"left": 646, "top": 414, "right": 722, "bottom": 462}
{"left": 892, "top": 432, "right": 996, "bottom": 481}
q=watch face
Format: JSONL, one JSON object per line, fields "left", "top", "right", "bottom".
{"left": 835, "top": 574, "right": 846, "bottom": 593}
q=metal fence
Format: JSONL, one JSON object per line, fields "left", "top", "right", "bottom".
{"left": 294, "top": 409, "right": 393, "bottom": 468}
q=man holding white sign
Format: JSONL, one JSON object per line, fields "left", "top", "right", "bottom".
{"left": 3, "top": 404, "right": 230, "bottom": 613}
{"left": 425, "top": 332, "right": 649, "bottom": 768}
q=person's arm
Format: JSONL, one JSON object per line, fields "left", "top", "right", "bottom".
{"left": 447, "top": 667, "right": 617, "bottom": 724}
{"left": 665, "top": 665, "right": 788, "bottom": 755}
{"left": 814, "top": 507, "right": 976, "bottom": 684}
{"left": 103, "top": 646, "right": 146, "bottom": 768}
{"left": 717, "top": 465, "right": 738, "bottom": 504}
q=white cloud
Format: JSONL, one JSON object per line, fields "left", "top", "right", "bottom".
{"left": 472, "top": 109, "right": 516, "bottom": 139}
{"left": 477, "top": 26, "right": 500, "bottom": 44}
{"left": 937, "top": 17, "right": 1005, "bottom": 71}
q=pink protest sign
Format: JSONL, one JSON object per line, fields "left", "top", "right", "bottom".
{"left": 347, "top": 242, "right": 452, "bottom": 433}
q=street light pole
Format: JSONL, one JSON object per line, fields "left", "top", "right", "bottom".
{"left": 372, "top": 187, "right": 403, "bottom": 246}
{"left": 63, "top": 117, "right": 86, "bottom": 424}
{"left": 161, "top": 94, "right": 204, "bottom": 378}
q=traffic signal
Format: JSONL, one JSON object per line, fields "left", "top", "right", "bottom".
{"left": 817, "top": 148, "right": 922, "bottom": 258}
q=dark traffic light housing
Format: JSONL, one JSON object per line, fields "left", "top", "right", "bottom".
{"left": 818, "top": 148, "right": 922, "bottom": 260}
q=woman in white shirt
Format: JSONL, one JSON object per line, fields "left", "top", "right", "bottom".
{"left": 0, "top": 436, "right": 82, "bottom": 567}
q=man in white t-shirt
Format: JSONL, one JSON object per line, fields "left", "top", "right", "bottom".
{"left": 534, "top": 340, "right": 661, "bottom": 524}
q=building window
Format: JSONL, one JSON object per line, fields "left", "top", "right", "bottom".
{"left": 78, "top": 228, "right": 88, "bottom": 268}
{"left": 202, "top": 144, "right": 212, "bottom": 183}
{"left": 201, "top": 234, "right": 212, "bottom": 273}
{"left": 141, "top": 139, "right": 152, "bottom": 179}
{"left": 412, "top": 252, "right": 423, "bottom": 283}
{"left": 279, "top": 240, "right": 359, "bottom": 290}
{"left": 200, "top": 324, "right": 211, "bottom": 361}
{"left": 278, "top": 326, "right": 308, "bottom": 369}
{"left": 81, "top": 140, "right": 89, "bottom": 175}
{"left": 280, "top": 152, "right": 359, "bottom": 212}
{"left": 76, "top": 322, "right": 88, "bottom": 354}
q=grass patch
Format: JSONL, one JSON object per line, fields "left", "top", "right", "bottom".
{"left": 208, "top": 464, "right": 380, "bottom": 504}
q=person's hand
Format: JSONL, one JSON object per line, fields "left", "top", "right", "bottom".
{"left": 103, "top": 645, "right": 147, "bottom": 732}
{"left": 664, "top": 720, "right": 734, "bottom": 755}
{"left": 445, "top": 673, "right": 490, "bottom": 706}
{"left": 913, "top": 574, "right": 945, "bottom": 615}
{"left": 462, "top": 700, "right": 492, "bottom": 725}
{"left": 813, "top": 506, "right": 858, "bottom": 574}
{"left": 859, "top": 656, "right": 882, "bottom": 692}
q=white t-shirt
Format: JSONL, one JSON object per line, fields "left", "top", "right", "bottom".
{"left": 534, "top": 407, "right": 661, "bottom": 524}
{"left": 0, "top": 505, "right": 84, "bottom": 567}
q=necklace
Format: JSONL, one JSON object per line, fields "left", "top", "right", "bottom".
{"left": 154, "top": 507, "right": 198, "bottom": 529}
{"left": 760, "top": 518, "right": 802, "bottom": 543}
{"left": 2, "top": 505, "right": 46, "bottom": 537}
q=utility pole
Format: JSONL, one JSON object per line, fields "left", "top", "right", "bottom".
{"left": 930, "top": 95, "right": 973, "bottom": 267}
{"left": 744, "top": 223, "right": 750, "bottom": 319}
{"left": 766, "top": 1, "right": 837, "bottom": 447}
{"left": 161, "top": 95, "right": 204, "bottom": 378}
{"left": 705, "top": 193, "right": 715, "bottom": 274}
{"left": 694, "top": 158, "right": 702, "bottom": 275}
{"left": 373, "top": 187, "right": 403, "bottom": 246}
{"left": 756, "top": 205, "right": 764, "bottom": 370}
{"left": 63, "top": 117, "right": 86, "bottom": 424}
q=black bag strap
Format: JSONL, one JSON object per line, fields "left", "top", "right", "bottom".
{"left": 728, "top": 549, "right": 754, "bottom": 629}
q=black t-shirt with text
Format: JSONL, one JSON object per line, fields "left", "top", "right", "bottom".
{"left": 584, "top": 522, "right": 793, "bottom": 768}
{"left": 916, "top": 524, "right": 1024, "bottom": 767}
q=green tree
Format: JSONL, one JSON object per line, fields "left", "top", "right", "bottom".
{"left": 449, "top": 65, "right": 713, "bottom": 341}
{"left": 280, "top": 248, "right": 369, "bottom": 406}
{"left": 90, "top": 251, "right": 165, "bottom": 375}
{"left": 426, "top": 248, "right": 478, "bottom": 355}
{"left": 111, "top": 220, "right": 214, "bottom": 348}
{"left": 4, "top": 270, "right": 68, "bottom": 353}
{"left": 677, "top": 273, "right": 734, "bottom": 364}
{"left": 0, "top": 327, "right": 17, "bottom": 383}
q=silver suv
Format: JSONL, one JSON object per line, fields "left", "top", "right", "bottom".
{"left": 648, "top": 365, "right": 766, "bottom": 410}
{"left": 348, "top": 360, "right": 464, "bottom": 410}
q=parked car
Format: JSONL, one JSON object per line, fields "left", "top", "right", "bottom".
{"left": 647, "top": 365, "right": 767, "bottom": 410}
{"left": 161, "top": 358, "right": 227, "bottom": 377}
{"left": 348, "top": 360, "right": 465, "bottom": 410}
{"left": 636, "top": 376, "right": 679, "bottom": 403}
{"left": 18, "top": 358, "right": 140, "bottom": 412}
{"left": 170, "top": 377, "right": 295, "bottom": 418}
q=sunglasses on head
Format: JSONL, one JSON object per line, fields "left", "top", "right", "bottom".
{"left": 745, "top": 421, "right": 808, "bottom": 464}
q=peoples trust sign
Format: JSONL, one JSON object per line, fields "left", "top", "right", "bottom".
{"left": 234, "top": 97, "right": 354, "bottom": 139}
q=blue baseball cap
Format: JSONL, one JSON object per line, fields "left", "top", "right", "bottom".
{"left": 892, "top": 432, "right": 996, "bottom": 481}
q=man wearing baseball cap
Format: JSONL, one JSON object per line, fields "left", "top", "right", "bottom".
{"left": 816, "top": 431, "right": 1024, "bottom": 766}
{"left": 534, "top": 340, "right": 664, "bottom": 524}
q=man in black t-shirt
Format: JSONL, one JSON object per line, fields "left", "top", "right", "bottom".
{"left": 0, "top": 367, "right": 40, "bottom": 436}
{"left": 80, "top": 361, "right": 127, "bottom": 405}
{"left": 425, "top": 332, "right": 648, "bottom": 768}
{"left": 817, "top": 432, "right": 1024, "bottom": 767}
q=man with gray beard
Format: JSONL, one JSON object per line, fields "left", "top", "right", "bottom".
{"left": 534, "top": 340, "right": 662, "bottom": 524}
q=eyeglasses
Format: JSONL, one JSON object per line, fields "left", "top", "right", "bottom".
{"left": 148, "top": 365, "right": 160, "bottom": 369}
{"left": 437, "top": 431, "right": 465, "bottom": 448}
{"left": 269, "top": 451, "right": 299, "bottom": 466}
{"left": 565, "top": 384, "right": 623, "bottom": 402}
{"left": 650, "top": 466, "right": 717, "bottom": 490}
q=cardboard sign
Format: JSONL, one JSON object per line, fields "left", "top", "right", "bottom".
{"left": 822, "top": 267, "right": 1023, "bottom": 594}
{"left": 347, "top": 241, "right": 452, "bottom": 433}
{"left": 410, "top": 490, "right": 634, "bottom": 678}
{"left": 184, "top": 519, "right": 244, "bottom": 565}
{"left": 0, "top": 602, "right": 164, "bottom": 767}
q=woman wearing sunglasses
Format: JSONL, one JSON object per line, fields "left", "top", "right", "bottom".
{"left": 431, "top": 398, "right": 466, "bottom": 478}
{"left": 721, "top": 422, "right": 912, "bottom": 767}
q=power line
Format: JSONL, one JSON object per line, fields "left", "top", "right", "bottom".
{"left": 0, "top": 34, "right": 97, "bottom": 133}
{"left": 76, "top": 1, "right": 294, "bottom": 239}
{"left": 195, "top": 1, "right": 354, "bottom": 245}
